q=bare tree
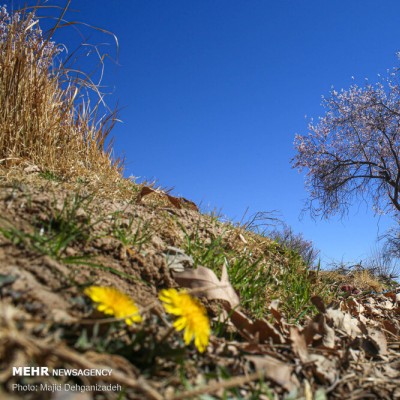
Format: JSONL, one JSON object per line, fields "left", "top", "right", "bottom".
{"left": 292, "top": 70, "right": 400, "bottom": 219}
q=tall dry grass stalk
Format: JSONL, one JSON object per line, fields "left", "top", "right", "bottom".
{"left": 0, "top": 2, "right": 123, "bottom": 181}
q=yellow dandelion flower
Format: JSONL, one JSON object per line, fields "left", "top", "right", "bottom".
{"left": 84, "top": 286, "right": 142, "bottom": 325}
{"left": 159, "top": 288, "right": 210, "bottom": 353}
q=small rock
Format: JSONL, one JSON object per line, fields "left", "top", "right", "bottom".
{"left": 164, "top": 246, "right": 194, "bottom": 272}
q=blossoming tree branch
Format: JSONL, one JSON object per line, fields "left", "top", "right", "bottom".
{"left": 293, "top": 67, "right": 400, "bottom": 224}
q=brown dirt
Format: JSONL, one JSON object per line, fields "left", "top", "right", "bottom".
{"left": 0, "top": 173, "right": 399, "bottom": 400}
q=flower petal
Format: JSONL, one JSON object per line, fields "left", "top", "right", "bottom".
{"left": 159, "top": 288, "right": 210, "bottom": 353}
{"left": 85, "top": 286, "right": 142, "bottom": 325}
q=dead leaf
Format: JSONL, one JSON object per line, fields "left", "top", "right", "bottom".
{"left": 378, "top": 299, "right": 395, "bottom": 310}
{"left": 245, "top": 355, "right": 300, "bottom": 392}
{"left": 290, "top": 326, "right": 309, "bottom": 362}
{"left": 303, "top": 314, "right": 335, "bottom": 348}
{"left": 317, "top": 314, "right": 336, "bottom": 348}
{"left": 382, "top": 319, "right": 399, "bottom": 336}
{"left": 227, "top": 309, "right": 254, "bottom": 341}
{"left": 383, "top": 291, "right": 397, "bottom": 302}
{"left": 308, "top": 354, "right": 338, "bottom": 384}
{"left": 269, "top": 300, "right": 286, "bottom": 331}
{"left": 289, "top": 323, "right": 339, "bottom": 384}
{"left": 303, "top": 319, "right": 323, "bottom": 346}
{"left": 137, "top": 186, "right": 199, "bottom": 211}
{"left": 172, "top": 263, "right": 240, "bottom": 309}
{"left": 311, "top": 296, "right": 326, "bottom": 313}
{"left": 230, "top": 309, "right": 285, "bottom": 344}
{"left": 364, "top": 328, "right": 388, "bottom": 356}
{"left": 179, "top": 197, "right": 199, "bottom": 211}
{"left": 342, "top": 298, "right": 365, "bottom": 316}
{"left": 325, "top": 308, "right": 361, "bottom": 338}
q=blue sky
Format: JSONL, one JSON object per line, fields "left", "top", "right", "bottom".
{"left": 10, "top": 0, "right": 400, "bottom": 266}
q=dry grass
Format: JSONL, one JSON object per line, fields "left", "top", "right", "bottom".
{"left": 0, "top": 2, "right": 123, "bottom": 184}
{"left": 319, "top": 268, "right": 386, "bottom": 293}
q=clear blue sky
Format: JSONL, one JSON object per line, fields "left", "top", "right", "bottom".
{"left": 9, "top": 0, "right": 400, "bottom": 266}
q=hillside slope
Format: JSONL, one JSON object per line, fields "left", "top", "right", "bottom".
{"left": 0, "top": 172, "right": 399, "bottom": 399}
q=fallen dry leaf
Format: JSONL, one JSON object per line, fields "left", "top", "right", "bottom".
{"left": 230, "top": 309, "right": 285, "bottom": 344}
{"left": 317, "top": 314, "right": 336, "bottom": 348}
{"left": 138, "top": 186, "right": 199, "bottom": 211}
{"left": 290, "top": 326, "right": 338, "bottom": 384}
{"left": 383, "top": 291, "right": 397, "bottom": 302}
{"left": 245, "top": 355, "right": 300, "bottom": 392}
{"left": 171, "top": 263, "right": 240, "bottom": 309}
{"left": 382, "top": 319, "right": 399, "bottom": 336}
{"left": 269, "top": 300, "right": 287, "bottom": 331}
{"left": 308, "top": 353, "right": 338, "bottom": 384}
{"left": 368, "top": 328, "right": 388, "bottom": 355}
{"left": 311, "top": 296, "right": 326, "bottom": 313}
{"left": 342, "top": 297, "right": 365, "bottom": 316}
{"left": 303, "top": 313, "right": 335, "bottom": 348}
{"left": 361, "top": 328, "right": 388, "bottom": 357}
{"left": 325, "top": 308, "right": 362, "bottom": 338}
{"left": 290, "top": 326, "right": 309, "bottom": 362}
